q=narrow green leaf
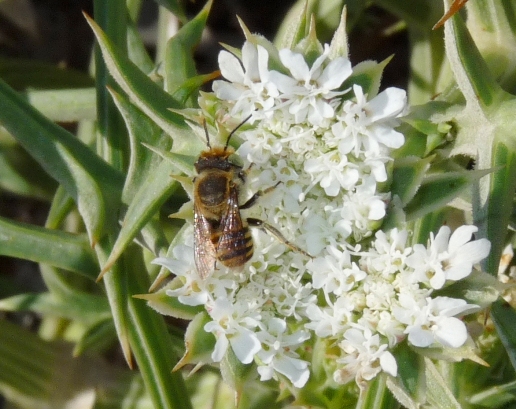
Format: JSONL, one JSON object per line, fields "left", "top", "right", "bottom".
{"left": 0, "top": 78, "right": 124, "bottom": 243}
{"left": 346, "top": 57, "right": 392, "bottom": 99}
{"left": 392, "top": 155, "right": 433, "bottom": 206}
{"left": 0, "top": 145, "right": 56, "bottom": 200}
{"left": 26, "top": 88, "right": 96, "bottom": 122}
{"left": 491, "top": 299, "right": 516, "bottom": 373}
{"left": 175, "top": 312, "right": 215, "bottom": 370}
{"left": 127, "top": 16, "right": 155, "bottom": 74}
{"left": 100, "top": 158, "right": 180, "bottom": 277}
{"left": 386, "top": 377, "right": 419, "bottom": 409}
{"left": 0, "top": 319, "right": 55, "bottom": 400}
{"left": 424, "top": 358, "right": 461, "bottom": 409}
{"left": 0, "top": 216, "right": 98, "bottom": 279}
{"left": 154, "top": 0, "right": 188, "bottom": 24}
{"left": 466, "top": 0, "right": 516, "bottom": 92}
{"left": 274, "top": 0, "right": 309, "bottom": 50}
{"left": 0, "top": 57, "right": 94, "bottom": 90}
{"left": 0, "top": 292, "right": 111, "bottom": 324}
{"left": 483, "top": 141, "right": 516, "bottom": 275}
{"left": 328, "top": 6, "right": 349, "bottom": 60}
{"left": 165, "top": 0, "right": 212, "bottom": 97}
{"left": 404, "top": 168, "right": 492, "bottom": 221}
{"left": 443, "top": 0, "right": 502, "bottom": 109}
{"left": 357, "top": 374, "right": 398, "bottom": 409}
{"left": 108, "top": 88, "right": 171, "bottom": 202}
{"left": 135, "top": 284, "right": 202, "bottom": 320}
{"left": 73, "top": 319, "right": 117, "bottom": 356}
{"left": 44, "top": 186, "right": 75, "bottom": 230}
{"left": 85, "top": 13, "right": 189, "bottom": 141}
{"left": 126, "top": 250, "right": 192, "bottom": 409}
{"left": 220, "top": 347, "right": 255, "bottom": 400}
{"left": 469, "top": 379, "right": 516, "bottom": 408}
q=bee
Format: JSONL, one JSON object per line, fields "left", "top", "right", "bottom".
{"left": 193, "top": 118, "right": 310, "bottom": 279}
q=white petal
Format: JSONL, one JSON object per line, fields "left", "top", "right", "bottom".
{"left": 280, "top": 49, "right": 309, "bottom": 81}
{"left": 434, "top": 317, "right": 467, "bottom": 348}
{"left": 218, "top": 50, "right": 245, "bottom": 83}
{"left": 241, "top": 42, "right": 259, "bottom": 81}
{"left": 368, "top": 87, "right": 407, "bottom": 122}
{"left": 433, "top": 226, "right": 452, "bottom": 253}
{"left": 178, "top": 292, "right": 208, "bottom": 306}
{"left": 379, "top": 351, "right": 398, "bottom": 376}
{"left": 268, "top": 70, "right": 298, "bottom": 93}
{"left": 448, "top": 225, "right": 478, "bottom": 253}
{"left": 257, "top": 45, "right": 271, "bottom": 81}
{"left": 445, "top": 263, "right": 472, "bottom": 281}
{"left": 273, "top": 356, "right": 310, "bottom": 388}
{"left": 213, "top": 81, "right": 244, "bottom": 101}
{"left": 211, "top": 335, "right": 229, "bottom": 362}
{"left": 408, "top": 328, "right": 434, "bottom": 347}
{"left": 230, "top": 329, "right": 261, "bottom": 364}
{"left": 371, "top": 125, "right": 405, "bottom": 149}
{"left": 318, "top": 57, "right": 352, "bottom": 90}
{"left": 257, "top": 365, "right": 274, "bottom": 381}
{"left": 368, "top": 199, "right": 386, "bottom": 220}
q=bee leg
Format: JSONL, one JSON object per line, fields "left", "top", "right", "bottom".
{"left": 240, "top": 182, "right": 281, "bottom": 210}
{"left": 238, "top": 163, "right": 254, "bottom": 183}
{"left": 247, "top": 217, "right": 312, "bottom": 258}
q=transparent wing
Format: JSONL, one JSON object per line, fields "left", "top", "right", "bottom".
{"left": 194, "top": 201, "right": 217, "bottom": 279}
{"left": 217, "top": 187, "right": 252, "bottom": 267}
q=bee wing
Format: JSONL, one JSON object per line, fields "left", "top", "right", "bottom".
{"left": 194, "top": 201, "right": 217, "bottom": 279}
{"left": 217, "top": 187, "right": 252, "bottom": 267}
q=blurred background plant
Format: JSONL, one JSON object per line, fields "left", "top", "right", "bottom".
{"left": 1, "top": 0, "right": 516, "bottom": 408}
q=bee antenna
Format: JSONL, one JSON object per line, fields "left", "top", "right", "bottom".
{"left": 224, "top": 114, "right": 252, "bottom": 151}
{"left": 202, "top": 119, "right": 212, "bottom": 149}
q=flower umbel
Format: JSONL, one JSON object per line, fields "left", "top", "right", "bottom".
{"left": 155, "top": 38, "right": 491, "bottom": 394}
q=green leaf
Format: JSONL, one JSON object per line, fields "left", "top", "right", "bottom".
{"left": 0, "top": 140, "right": 57, "bottom": 200}
{"left": 0, "top": 57, "right": 94, "bottom": 90}
{"left": 404, "top": 168, "right": 492, "bottom": 221}
{"left": 135, "top": 283, "right": 202, "bottom": 320}
{"left": 174, "top": 312, "right": 215, "bottom": 371}
{"left": 347, "top": 57, "right": 392, "bottom": 99}
{"left": 99, "top": 158, "right": 180, "bottom": 278}
{"left": 73, "top": 319, "right": 117, "bottom": 356}
{"left": 328, "top": 6, "right": 349, "bottom": 60}
{"left": 491, "top": 299, "right": 516, "bottom": 374}
{"left": 386, "top": 377, "right": 419, "bottom": 409}
{"left": 44, "top": 185, "right": 75, "bottom": 230}
{"left": 444, "top": 0, "right": 503, "bottom": 109}
{"left": 482, "top": 139, "right": 516, "bottom": 275}
{"left": 220, "top": 346, "right": 255, "bottom": 399}
{"left": 0, "top": 216, "right": 98, "bottom": 279}
{"left": 108, "top": 88, "right": 171, "bottom": 202}
{"left": 274, "top": 0, "right": 309, "bottom": 50}
{"left": 165, "top": 0, "right": 212, "bottom": 99}
{"left": 154, "top": 0, "right": 188, "bottom": 24}
{"left": 126, "top": 16, "right": 155, "bottom": 74}
{"left": 85, "top": 13, "right": 189, "bottom": 143}
{"left": 395, "top": 344, "right": 422, "bottom": 397}
{"left": 0, "top": 78, "right": 124, "bottom": 244}
{"left": 391, "top": 155, "right": 433, "bottom": 206}
{"left": 0, "top": 292, "right": 111, "bottom": 324}
{"left": 26, "top": 88, "right": 97, "bottom": 122}
{"left": 424, "top": 358, "right": 461, "bottom": 409}
{"left": 356, "top": 374, "right": 397, "bottom": 409}
{"left": 466, "top": 0, "right": 516, "bottom": 92}
{"left": 469, "top": 379, "right": 516, "bottom": 408}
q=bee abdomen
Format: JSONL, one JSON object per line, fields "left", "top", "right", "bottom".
{"left": 215, "top": 227, "right": 253, "bottom": 268}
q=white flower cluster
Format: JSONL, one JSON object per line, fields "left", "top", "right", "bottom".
{"left": 154, "top": 41, "right": 491, "bottom": 389}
